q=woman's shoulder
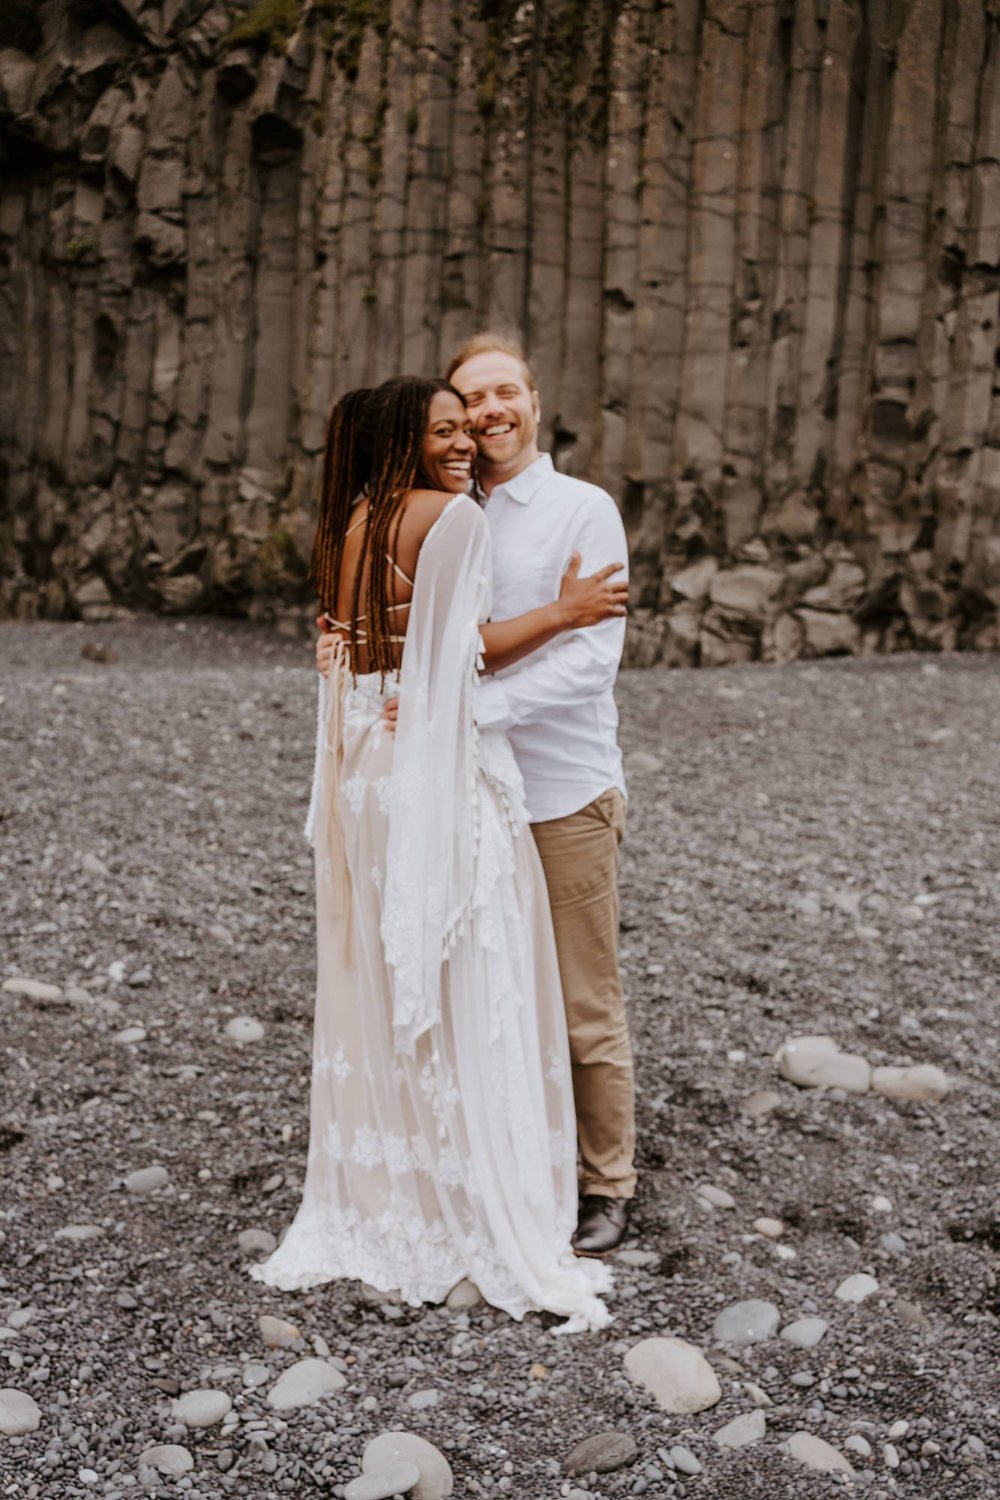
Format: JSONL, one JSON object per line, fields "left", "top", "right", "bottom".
{"left": 405, "top": 490, "right": 483, "bottom": 541}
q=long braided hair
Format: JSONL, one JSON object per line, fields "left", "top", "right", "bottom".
{"left": 310, "top": 376, "right": 463, "bottom": 678}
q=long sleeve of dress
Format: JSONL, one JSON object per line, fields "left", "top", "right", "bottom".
{"left": 381, "top": 496, "right": 493, "bottom": 1055}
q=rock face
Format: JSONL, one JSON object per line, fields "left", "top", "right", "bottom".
{"left": 1, "top": 2, "right": 998, "bottom": 663}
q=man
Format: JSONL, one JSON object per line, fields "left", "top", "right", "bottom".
{"left": 446, "top": 333, "right": 635, "bottom": 1256}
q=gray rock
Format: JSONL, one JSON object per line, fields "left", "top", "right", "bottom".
{"left": 845, "top": 1435, "right": 872, "bottom": 1458}
{"left": 363, "top": 1432, "right": 454, "bottom": 1500}
{"left": 880, "top": 1231, "right": 907, "bottom": 1254}
{"left": 895, "top": 1299, "right": 931, "bottom": 1330}
{"left": 0, "top": 1388, "right": 41, "bottom": 1436}
{"left": 114, "top": 1025, "right": 147, "bottom": 1044}
{"left": 752, "top": 1216, "right": 784, "bottom": 1238}
{"left": 173, "top": 1389, "right": 232, "bottom": 1428}
{"left": 124, "top": 1165, "right": 169, "bottom": 1195}
{"left": 345, "top": 1464, "right": 422, "bottom": 1500}
{"left": 225, "top": 1014, "right": 265, "bottom": 1043}
{"left": 54, "top": 1224, "right": 105, "bottom": 1242}
{"left": 740, "top": 1088, "right": 784, "bottom": 1118}
{"left": 407, "top": 1388, "right": 440, "bottom": 1411}
{"left": 444, "top": 1278, "right": 482, "bottom": 1310}
{"left": 776, "top": 1035, "right": 870, "bottom": 1092}
{"left": 784, "top": 1432, "right": 854, "bottom": 1475}
{"left": 714, "top": 1410, "right": 766, "bottom": 1448}
{"left": 697, "top": 1184, "right": 735, "bottom": 1209}
{"left": 624, "top": 751, "right": 663, "bottom": 775}
{"left": 81, "top": 852, "right": 110, "bottom": 877}
{"left": 835, "top": 1273, "right": 879, "bottom": 1304}
{"left": 564, "top": 1431, "right": 638, "bottom": 1475}
{"left": 668, "top": 1446, "right": 703, "bottom": 1476}
{"left": 871, "top": 1065, "right": 949, "bottom": 1102}
{"left": 242, "top": 1361, "right": 270, "bottom": 1388}
{"left": 138, "top": 1444, "right": 194, "bottom": 1476}
{"left": 780, "top": 1316, "right": 828, "bottom": 1349}
{"left": 624, "top": 1337, "right": 721, "bottom": 1414}
{"left": 238, "top": 1228, "right": 277, "bottom": 1256}
{"left": 266, "top": 1358, "right": 346, "bottom": 1411}
{"left": 712, "top": 1299, "right": 781, "bottom": 1346}
{"left": 128, "top": 966, "right": 152, "bottom": 986}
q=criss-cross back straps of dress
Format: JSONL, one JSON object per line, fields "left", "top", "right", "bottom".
{"left": 324, "top": 506, "right": 415, "bottom": 645}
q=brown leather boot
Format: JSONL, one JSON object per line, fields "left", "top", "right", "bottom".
{"left": 572, "top": 1195, "right": 630, "bottom": 1258}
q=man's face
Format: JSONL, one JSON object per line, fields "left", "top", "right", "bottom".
{"left": 448, "top": 351, "right": 541, "bottom": 473}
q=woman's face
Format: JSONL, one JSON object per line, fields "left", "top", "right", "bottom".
{"left": 420, "top": 390, "right": 476, "bottom": 492}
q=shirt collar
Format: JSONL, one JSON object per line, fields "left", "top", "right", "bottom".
{"left": 483, "top": 452, "right": 554, "bottom": 506}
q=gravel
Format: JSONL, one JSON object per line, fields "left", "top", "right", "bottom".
{"left": 1, "top": 617, "right": 998, "bottom": 1499}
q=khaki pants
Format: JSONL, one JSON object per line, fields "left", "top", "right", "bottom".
{"left": 531, "top": 789, "right": 636, "bottom": 1200}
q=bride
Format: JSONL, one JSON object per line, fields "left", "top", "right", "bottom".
{"left": 251, "top": 376, "right": 627, "bottom": 1330}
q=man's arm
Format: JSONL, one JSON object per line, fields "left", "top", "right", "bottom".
{"left": 474, "top": 496, "right": 628, "bottom": 731}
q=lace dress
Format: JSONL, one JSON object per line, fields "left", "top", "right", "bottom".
{"left": 250, "top": 496, "right": 611, "bottom": 1331}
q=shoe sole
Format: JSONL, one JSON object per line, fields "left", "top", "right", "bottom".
{"left": 571, "top": 1244, "right": 621, "bottom": 1260}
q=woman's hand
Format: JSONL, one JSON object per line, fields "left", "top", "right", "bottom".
{"left": 556, "top": 553, "right": 629, "bottom": 628}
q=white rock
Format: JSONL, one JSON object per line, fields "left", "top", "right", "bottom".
{"left": 835, "top": 1273, "right": 879, "bottom": 1304}
{"left": 871, "top": 1065, "right": 949, "bottom": 1102}
{"left": 740, "top": 1089, "right": 783, "bottom": 1118}
{"left": 239, "top": 1228, "right": 277, "bottom": 1257}
{"left": 362, "top": 1431, "right": 454, "bottom": 1500}
{"left": 258, "top": 1314, "right": 302, "bottom": 1348}
{"left": 712, "top": 1299, "right": 781, "bottom": 1346}
{"left": 114, "top": 1026, "right": 147, "bottom": 1045}
{"left": 784, "top": 1432, "right": 855, "bottom": 1475}
{"left": 6, "top": 1309, "right": 33, "bottom": 1330}
{"left": 173, "top": 1389, "right": 232, "bottom": 1428}
{"left": 872, "top": 1195, "right": 893, "bottom": 1213}
{"left": 0, "top": 1388, "right": 41, "bottom": 1436}
{"left": 884, "top": 1443, "right": 900, "bottom": 1468}
{"left": 242, "top": 1361, "right": 269, "bottom": 1388}
{"left": 753, "top": 1217, "right": 784, "bottom": 1238}
{"left": 714, "top": 1410, "right": 766, "bottom": 1448}
{"left": 774, "top": 1243, "right": 797, "bottom": 1260}
{"left": 845, "top": 1435, "right": 872, "bottom": 1458}
{"left": 2, "top": 977, "right": 63, "bottom": 1002}
{"left": 780, "top": 1317, "right": 828, "bottom": 1349}
{"left": 225, "top": 1015, "right": 265, "bottom": 1044}
{"left": 697, "top": 1184, "right": 735, "bottom": 1209}
{"left": 888, "top": 1420, "right": 909, "bottom": 1439}
{"left": 345, "top": 1463, "right": 422, "bottom": 1500}
{"left": 668, "top": 1446, "right": 703, "bottom": 1475}
{"left": 616, "top": 1249, "right": 660, "bottom": 1269}
{"left": 776, "top": 1036, "right": 870, "bottom": 1092}
{"left": 81, "top": 852, "right": 110, "bottom": 877}
{"left": 445, "top": 1278, "right": 482, "bottom": 1310}
{"left": 742, "top": 1381, "right": 772, "bottom": 1408}
{"left": 54, "top": 1225, "right": 104, "bottom": 1242}
{"left": 266, "top": 1358, "right": 346, "bottom": 1411}
{"left": 624, "top": 1337, "right": 721, "bottom": 1414}
{"left": 124, "top": 1165, "right": 169, "bottom": 1195}
{"left": 138, "top": 1445, "right": 193, "bottom": 1476}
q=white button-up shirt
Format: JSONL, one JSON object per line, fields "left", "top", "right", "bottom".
{"left": 473, "top": 453, "right": 628, "bottom": 822}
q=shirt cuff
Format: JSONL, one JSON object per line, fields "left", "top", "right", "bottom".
{"left": 473, "top": 677, "right": 515, "bottom": 731}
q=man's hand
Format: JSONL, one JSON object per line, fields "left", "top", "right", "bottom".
{"left": 316, "top": 631, "right": 338, "bottom": 678}
{"left": 557, "top": 553, "right": 629, "bottom": 628}
{"left": 381, "top": 696, "right": 399, "bottom": 736}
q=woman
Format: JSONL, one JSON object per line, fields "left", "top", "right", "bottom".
{"left": 251, "top": 378, "right": 626, "bottom": 1330}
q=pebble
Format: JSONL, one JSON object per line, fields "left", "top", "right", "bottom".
{"left": 266, "top": 1357, "right": 346, "bottom": 1410}
{"left": 668, "top": 1446, "right": 702, "bottom": 1476}
{"left": 124, "top": 1165, "right": 169, "bottom": 1195}
{"left": 173, "top": 1389, "right": 232, "bottom": 1428}
{"left": 617, "top": 1249, "right": 660, "bottom": 1268}
{"left": 872, "top": 1195, "right": 893, "bottom": 1213}
{"left": 624, "top": 751, "right": 662, "bottom": 775}
{"left": 895, "top": 1299, "right": 931, "bottom": 1330}
{"left": 344, "top": 1463, "right": 422, "bottom": 1500}
{"left": 242, "top": 1361, "right": 269, "bottom": 1388}
{"left": 742, "top": 1381, "right": 772, "bottom": 1408}
{"left": 2, "top": 976, "right": 63, "bottom": 1001}
{"left": 880, "top": 1231, "right": 907, "bottom": 1254}
{"left": 776, "top": 1035, "right": 870, "bottom": 1093}
{"left": 871, "top": 1065, "right": 949, "bottom": 1102}
{"left": 780, "top": 1317, "right": 828, "bottom": 1349}
{"left": 753, "top": 1217, "right": 784, "bottom": 1238}
{"left": 714, "top": 1410, "right": 766, "bottom": 1448}
{"left": 883, "top": 1443, "right": 900, "bottom": 1468}
{"left": 238, "top": 1228, "right": 278, "bottom": 1256}
{"left": 784, "top": 1432, "right": 855, "bottom": 1474}
{"left": 128, "top": 966, "right": 152, "bottom": 986}
{"left": 444, "top": 1279, "right": 482, "bottom": 1310}
{"left": 138, "top": 1445, "right": 194, "bottom": 1476}
{"left": 258, "top": 1314, "right": 302, "bottom": 1348}
{"left": 362, "top": 1431, "right": 454, "bottom": 1499}
{"left": 624, "top": 1337, "right": 721, "bottom": 1414}
{"left": 835, "top": 1273, "right": 880, "bottom": 1304}
{"left": 845, "top": 1435, "right": 872, "bottom": 1458}
{"left": 697, "top": 1184, "right": 735, "bottom": 1209}
{"left": 888, "top": 1420, "right": 909, "bottom": 1440}
{"left": 81, "top": 852, "right": 111, "bottom": 877}
{"left": 408, "top": 1388, "right": 440, "bottom": 1411}
{"left": 114, "top": 1025, "right": 147, "bottom": 1044}
{"left": 712, "top": 1298, "right": 781, "bottom": 1346}
{"left": 564, "top": 1431, "right": 638, "bottom": 1475}
{"left": 0, "top": 1388, "right": 41, "bottom": 1436}
{"left": 741, "top": 1089, "right": 783, "bottom": 1118}
{"left": 54, "top": 1224, "right": 104, "bottom": 1242}
{"left": 225, "top": 1015, "right": 265, "bottom": 1043}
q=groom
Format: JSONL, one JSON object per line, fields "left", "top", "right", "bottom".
{"left": 446, "top": 333, "right": 636, "bottom": 1256}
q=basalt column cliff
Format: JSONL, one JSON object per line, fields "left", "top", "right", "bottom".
{"left": 1, "top": 0, "right": 999, "bottom": 663}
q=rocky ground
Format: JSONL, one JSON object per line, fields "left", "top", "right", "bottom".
{"left": 1, "top": 618, "right": 998, "bottom": 1500}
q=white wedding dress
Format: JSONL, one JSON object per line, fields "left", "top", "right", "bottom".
{"left": 250, "top": 495, "right": 611, "bottom": 1330}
